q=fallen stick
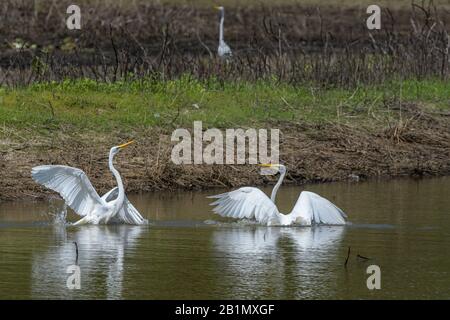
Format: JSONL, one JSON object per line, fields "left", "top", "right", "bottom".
{"left": 344, "top": 246, "right": 351, "bottom": 268}
{"left": 73, "top": 241, "right": 79, "bottom": 264}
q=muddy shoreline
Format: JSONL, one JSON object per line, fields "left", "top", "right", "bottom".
{"left": 1, "top": 113, "right": 449, "bottom": 201}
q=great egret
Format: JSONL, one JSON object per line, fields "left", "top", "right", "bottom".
{"left": 215, "top": 6, "right": 232, "bottom": 58}
{"left": 31, "top": 141, "right": 147, "bottom": 226}
{"left": 209, "top": 164, "right": 347, "bottom": 226}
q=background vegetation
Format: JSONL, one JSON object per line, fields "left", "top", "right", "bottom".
{"left": 0, "top": 0, "right": 448, "bottom": 199}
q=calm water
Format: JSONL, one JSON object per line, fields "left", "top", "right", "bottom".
{"left": 0, "top": 178, "right": 449, "bottom": 299}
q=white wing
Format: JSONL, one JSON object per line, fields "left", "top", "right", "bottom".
{"left": 209, "top": 187, "right": 280, "bottom": 225}
{"left": 291, "top": 191, "right": 347, "bottom": 225}
{"left": 102, "top": 187, "right": 147, "bottom": 225}
{"left": 32, "top": 165, "right": 105, "bottom": 217}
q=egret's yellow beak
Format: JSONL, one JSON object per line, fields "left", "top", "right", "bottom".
{"left": 258, "top": 163, "right": 278, "bottom": 167}
{"left": 118, "top": 141, "right": 134, "bottom": 149}
{"left": 214, "top": 6, "right": 221, "bottom": 10}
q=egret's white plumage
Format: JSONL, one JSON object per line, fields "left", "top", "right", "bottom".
{"left": 100, "top": 187, "right": 146, "bottom": 225}
{"left": 215, "top": 6, "right": 232, "bottom": 58}
{"left": 31, "top": 141, "right": 147, "bottom": 225}
{"left": 209, "top": 164, "right": 347, "bottom": 226}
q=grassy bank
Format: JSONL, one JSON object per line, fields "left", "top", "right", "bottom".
{"left": 0, "top": 77, "right": 449, "bottom": 201}
{"left": 1, "top": 77, "right": 449, "bottom": 135}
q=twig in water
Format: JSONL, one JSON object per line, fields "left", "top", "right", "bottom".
{"left": 357, "top": 254, "right": 371, "bottom": 260}
{"left": 73, "top": 241, "right": 79, "bottom": 264}
{"left": 344, "top": 246, "right": 351, "bottom": 268}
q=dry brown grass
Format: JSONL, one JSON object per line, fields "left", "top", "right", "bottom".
{"left": 0, "top": 0, "right": 448, "bottom": 87}
{"left": 2, "top": 106, "right": 449, "bottom": 200}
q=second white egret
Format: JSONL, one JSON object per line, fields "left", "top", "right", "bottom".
{"left": 209, "top": 164, "right": 347, "bottom": 226}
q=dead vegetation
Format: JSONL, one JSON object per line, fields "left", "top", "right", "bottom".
{"left": 0, "top": 1, "right": 448, "bottom": 87}
{"left": 1, "top": 105, "right": 449, "bottom": 200}
{"left": 0, "top": 1, "right": 449, "bottom": 200}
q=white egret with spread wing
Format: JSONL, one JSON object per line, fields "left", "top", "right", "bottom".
{"left": 215, "top": 6, "right": 232, "bottom": 58}
{"left": 209, "top": 164, "right": 347, "bottom": 226}
{"left": 31, "top": 141, "right": 147, "bottom": 225}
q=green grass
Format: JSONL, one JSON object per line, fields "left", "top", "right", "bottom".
{"left": 0, "top": 77, "right": 449, "bottom": 137}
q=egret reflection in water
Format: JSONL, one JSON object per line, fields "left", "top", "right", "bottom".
{"left": 31, "top": 225, "right": 144, "bottom": 299}
{"left": 1, "top": 177, "right": 449, "bottom": 299}
{"left": 212, "top": 226, "right": 345, "bottom": 299}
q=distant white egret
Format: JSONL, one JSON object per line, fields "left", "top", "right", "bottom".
{"left": 32, "top": 141, "right": 147, "bottom": 225}
{"left": 209, "top": 164, "right": 347, "bottom": 226}
{"left": 215, "top": 6, "right": 232, "bottom": 58}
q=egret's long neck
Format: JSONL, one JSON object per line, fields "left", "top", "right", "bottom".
{"left": 109, "top": 151, "right": 125, "bottom": 206}
{"left": 270, "top": 170, "right": 286, "bottom": 203}
{"left": 219, "top": 11, "right": 224, "bottom": 43}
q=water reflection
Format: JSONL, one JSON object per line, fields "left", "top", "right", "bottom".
{"left": 213, "top": 226, "right": 345, "bottom": 299}
{"left": 1, "top": 177, "right": 449, "bottom": 299}
{"left": 214, "top": 226, "right": 344, "bottom": 253}
{"left": 31, "top": 225, "right": 144, "bottom": 299}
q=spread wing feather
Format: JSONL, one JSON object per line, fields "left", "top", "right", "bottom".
{"left": 209, "top": 187, "right": 280, "bottom": 224}
{"left": 31, "top": 165, "right": 104, "bottom": 217}
{"left": 291, "top": 191, "right": 347, "bottom": 225}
